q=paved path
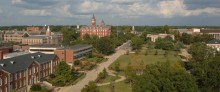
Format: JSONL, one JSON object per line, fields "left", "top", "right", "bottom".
{"left": 58, "top": 49, "right": 126, "bottom": 92}
{"left": 96, "top": 74, "right": 126, "bottom": 86}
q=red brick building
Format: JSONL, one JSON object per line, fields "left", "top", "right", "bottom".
{"left": 80, "top": 15, "right": 111, "bottom": 38}
{"left": 0, "top": 52, "right": 59, "bottom": 92}
{"left": 29, "top": 44, "right": 93, "bottom": 66}
{"left": 26, "top": 27, "right": 40, "bottom": 32}
{"left": 0, "top": 47, "right": 13, "bottom": 60}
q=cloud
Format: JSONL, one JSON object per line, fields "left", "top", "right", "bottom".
{"left": 0, "top": 8, "right": 3, "bottom": 13}
{"left": 11, "top": 0, "right": 22, "bottom": 4}
{"left": 109, "top": 0, "right": 220, "bottom": 18}
{"left": 57, "top": 4, "right": 74, "bottom": 17}
{"left": 9, "top": 0, "right": 220, "bottom": 19}
{"left": 22, "top": 9, "right": 51, "bottom": 16}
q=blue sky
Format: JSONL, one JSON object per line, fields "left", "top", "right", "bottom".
{"left": 0, "top": 0, "right": 220, "bottom": 26}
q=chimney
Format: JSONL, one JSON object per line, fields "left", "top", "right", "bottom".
{"left": 0, "top": 51, "right": 3, "bottom": 60}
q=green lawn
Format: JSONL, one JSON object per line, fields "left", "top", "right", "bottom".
{"left": 98, "top": 81, "right": 132, "bottom": 92}
{"left": 98, "top": 75, "right": 120, "bottom": 84}
{"left": 110, "top": 49, "right": 181, "bottom": 71}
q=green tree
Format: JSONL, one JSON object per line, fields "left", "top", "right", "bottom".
{"left": 53, "top": 61, "right": 72, "bottom": 85}
{"left": 96, "top": 37, "right": 115, "bottom": 55}
{"left": 131, "top": 36, "right": 144, "bottom": 50}
{"left": 188, "top": 42, "right": 214, "bottom": 62}
{"left": 132, "top": 62, "right": 199, "bottom": 92}
{"left": 114, "top": 62, "right": 120, "bottom": 72}
{"left": 190, "top": 53, "right": 220, "bottom": 92}
{"left": 181, "top": 33, "right": 192, "bottom": 45}
{"left": 163, "top": 25, "right": 170, "bottom": 33}
{"left": 81, "top": 81, "right": 99, "bottom": 92}
{"left": 61, "top": 26, "right": 79, "bottom": 45}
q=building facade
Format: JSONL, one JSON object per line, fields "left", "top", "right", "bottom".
{"left": 147, "top": 34, "right": 175, "bottom": 42}
{"left": 22, "top": 26, "right": 62, "bottom": 45}
{"left": 200, "top": 29, "right": 220, "bottom": 40}
{"left": 207, "top": 39, "right": 220, "bottom": 51}
{"left": 0, "top": 52, "right": 59, "bottom": 92}
{"left": 80, "top": 15, "right": 111, "bottom": 38}
{"left": 26, "top": 27, "right": 40, "bottom": 32}
{"left": 29, "top": 44, "right": 92, "bottom": 65}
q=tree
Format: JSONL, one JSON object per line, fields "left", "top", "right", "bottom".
{"left": 131, "top": 36, "right": 144, "bottom": 50}
{"left": 81, "top": 81, "right": 99, "bottom": 92}
{"left": 163, "top": 25, "right": 170, "bottom": 33}
{"left": 181, "top": 33, "right": 192, "bottom": 45}
{"left": 132, "top": 62, "right": 199, "bottom": 92}
{"left": 96, "top": 37, "right": 115, "bottom": 55}
{"left": 53, "top": 61, "right": 72, "bottom": 85}
{"left": 30, "top": 84, "right": 41, "bottom": 91}
{"left": 190, "top": 53, "right": 220, "bottom": 92}
{"left": 155, "top": 37, "right": 175, "bottom": 50}
{"left": 188, "top": 42, "right": 214, "bottom": 62}
{"left": 114, "top": 62, "right": 120, "bottom": 72}
{"left": 61, "top": 26, "right": 79, "bottom": 45}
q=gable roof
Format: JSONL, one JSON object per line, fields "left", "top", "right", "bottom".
{"left": 0, "top": 52, "right": 56, "bottom": 73}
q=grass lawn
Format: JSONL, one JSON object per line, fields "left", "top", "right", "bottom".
{"left": 98, "top": 75, "right": 120, "bottom": 84}
{"left": 110, "top": 49, "right": 181, "bottom": 71}
{"left": 98, "top": 81, "right": 132, "bottom": 92}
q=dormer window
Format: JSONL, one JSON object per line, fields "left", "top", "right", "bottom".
{"left": 31, "top": 56, "right": 35, "bottom": 59}
{"left": 38, "top": 55, "right": 41, "bottom": 57}
{"left": 10, "top": 61, "right": 15, "bottom": 64}
{"left": 0, "top": 64, "right": 5, "bottom": 67}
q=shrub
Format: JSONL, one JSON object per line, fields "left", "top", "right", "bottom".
{"left": 74, "top": 60, "right": 80, "bottom": 66}
{"left": 49, "top": 74, "right": 56, "bottom": 78}
{"left": 30, "top": 84, "right": 41, "bottom": 91}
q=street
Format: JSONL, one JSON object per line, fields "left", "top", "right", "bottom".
{"left": 58, "top": 42, "right": 129, "bottom": 92}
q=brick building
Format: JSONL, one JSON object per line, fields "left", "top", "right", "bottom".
{"left": 13, "top": 44, "right": 29, "bottom": 51}
{"left": 80, "top": 15, "right": 111, "bottom": 38}
{"left": 29, "top": 44, "right": 92, "bottom": 65}
{"left": 22, "top": 26, "right": 62, "bottom": 45}
{"left": 0, "top": 47, "right": 13, "bottom": 60}
{"left": 26, "top": 27, "right": 40, "bottom": 32}
{"left": 0, "top": 52, "right": 59, "bottom": 92}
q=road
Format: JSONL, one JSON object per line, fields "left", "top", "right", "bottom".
{"left": 58, "top": 42, "right": 128, "bottom": 92}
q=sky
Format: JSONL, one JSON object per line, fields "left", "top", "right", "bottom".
{"left": 0, "top": 0, "right": 220, "bottom": 26}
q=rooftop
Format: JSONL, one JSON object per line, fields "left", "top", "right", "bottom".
{"left": 201, "top": 29, "right": 220, "bottom": 33}
{"left": 207, "top": 39, "right": 220, "bottom": 44}
{"left": 0, "top": 52, "right": 56, "bottom": 73}
{"left": 30, "top": 44, "right": 93, "bottom": 51}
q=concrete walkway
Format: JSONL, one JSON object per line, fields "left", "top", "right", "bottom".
{"left": 96, "top": 69, "right": 126, "bottom": 86}
{"left": 57, "top": 49, "right": 126, "bottom": 92}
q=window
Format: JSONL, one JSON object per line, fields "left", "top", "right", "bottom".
{"left": 20, "top": 80, "right": 22, "bottom": 87}
{"left": 19, "top": 72, "right": 22, "bottom": 78}
{"left": 23, "top": 71, "right": 25, "bottom": 77}
{"left": 23, "top": 79, "right": 26, "bottom": 86}
{"left": 10, "top": 76, "right": 12, "bottom": 82}
{"left": 29, "top": 69, "right": 31, "bottom": 75}
{"left": 14, "top": 74, "right": 17, "bottom": 80}
{"left": 4, "top": 77, "right": 7, "bottom": 84}
{"left": 0, "top": 78, "right": 2, "bottom": 86}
